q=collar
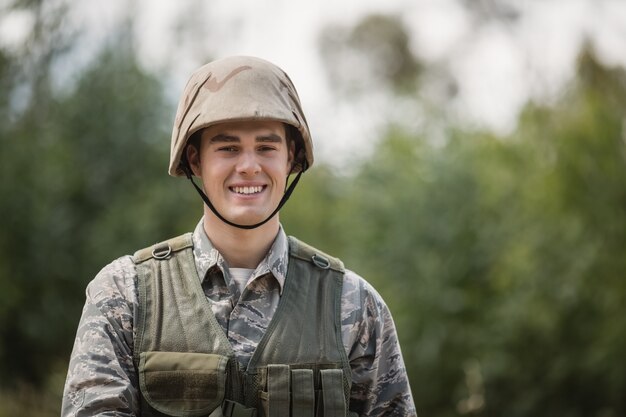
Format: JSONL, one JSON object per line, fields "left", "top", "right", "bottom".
{"left": 191, "top": 218, "right": 289, "bottom": 293}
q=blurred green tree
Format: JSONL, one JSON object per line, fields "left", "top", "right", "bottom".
{"left": 0, "top": 2, "right": 199, "bottom": 396}
{"left": 319, "top": 13, "right": 421, "bottom": 96}
{"left": 318, "top": 12, "right": 626, "bottom": 417}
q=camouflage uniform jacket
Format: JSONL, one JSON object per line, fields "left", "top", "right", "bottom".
{"left": 62, "top": 219, "right": 417, "bottom": 417}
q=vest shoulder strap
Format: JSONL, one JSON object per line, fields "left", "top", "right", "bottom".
{"left": 287, "top": 236, "right": 345, "bottom": 273}
{"left": 131, "top": 233, "right": 193, "bottom": 264}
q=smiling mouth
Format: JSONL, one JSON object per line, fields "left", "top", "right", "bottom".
{"left": 230, "top": 185, "right": 266, "bottom": 195}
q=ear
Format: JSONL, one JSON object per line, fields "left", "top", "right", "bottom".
{"left": 185, "top": 144, "right": 202, "bottom": 177}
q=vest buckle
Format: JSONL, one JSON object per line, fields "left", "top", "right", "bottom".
{"left": 152, "top": 243, "right": 172, "bottom": 260}
{"left": 311, "top": 254, "right": 330, "bottom": 269}
{"left": 222, "top": 399, "right": 257, "bottom": 417}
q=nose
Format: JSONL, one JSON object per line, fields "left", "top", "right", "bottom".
{"left": 235, "top": 150, "right": 261, "bottom": 175}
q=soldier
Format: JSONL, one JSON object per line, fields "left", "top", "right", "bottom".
{"left": 62, "top": 56, "right": 417, "bottom": 417}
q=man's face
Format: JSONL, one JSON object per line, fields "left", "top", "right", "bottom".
{"left": 186, "top": 120, "right": 294, "bottom": 227}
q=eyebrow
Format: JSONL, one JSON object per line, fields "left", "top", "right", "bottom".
{"left": 208, "top": 133, "right": 284, "bottom": 144}
{"left": 256, "top": 133, "right": 283, "bottom": 143}
{"left": 208, "top": 134, "right": 238, "bottom": 143}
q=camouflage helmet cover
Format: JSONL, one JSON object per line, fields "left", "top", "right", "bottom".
{"left": 169, "top": 56, "right": 314, "bottom": 176}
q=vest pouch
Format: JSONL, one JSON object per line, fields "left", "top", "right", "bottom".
{"left": 139, "top": 351, "right": 229, "bottom": 417}
{"left": 259, "top": 366, "right": 348, "bottom": 417}
{"left": 259, "top": 364, "right": 290, "bottom": 417}
{"left": 291, "top": 369, "right": 314, "bottom": 417}
{"left": 317, "top": 369, "right": 346, "bottom": 417}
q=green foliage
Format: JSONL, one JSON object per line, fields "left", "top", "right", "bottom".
{"left": 281, "top": 164, "right": 351, "bottom": 256}
{"left": 289, "top": 48, "right": 626, "bottom": 416}
{"left": 0, "top": 25, "right": 199, "bottom": 390}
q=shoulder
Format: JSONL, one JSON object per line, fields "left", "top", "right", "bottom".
{"left": 341, "top": 268, "right": 389, "bottom": 321}
{"left": 86, "top": 255, "right": 138, "bottom": 307}
{"left": 339, "top": 268, "right": 399, "bottom": 360}
{"left": 285, "top": 236, "right": 388, "bottom": 313}
{"left": 86, "top": 233, "right": 195, "bottom": 306}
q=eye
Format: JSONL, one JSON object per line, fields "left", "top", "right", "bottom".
{"left": 258, "top": 145, "right": 277, "bottom": 152}
{"left": 217, "top": 146, "right": 238, "bottom": 153}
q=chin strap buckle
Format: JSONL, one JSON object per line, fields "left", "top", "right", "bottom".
{"left": 222, "top": 399, "right": 257, "bottom": 417}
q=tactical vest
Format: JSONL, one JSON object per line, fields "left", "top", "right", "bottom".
{"left": 131, "top": 234, "right": 357, "bottom": 417}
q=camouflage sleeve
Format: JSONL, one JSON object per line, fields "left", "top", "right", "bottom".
{"left": 61, "top": 256, "right": 140, "bottom": 417}
{"left": 342, "top": 270, "right": 417, "bottom": 417}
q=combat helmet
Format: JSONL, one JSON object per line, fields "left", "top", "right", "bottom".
{"left": 169, "top": 56, "right": 313, "bottom": 176}
{"left": 169, "top": 56, "right": 313, "bottom": 229}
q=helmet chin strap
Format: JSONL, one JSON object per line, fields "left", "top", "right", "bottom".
{"left": 182, "top": 162, "right": 306, "bottom": 230}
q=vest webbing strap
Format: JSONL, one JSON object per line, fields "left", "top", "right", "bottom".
{"left": 132, "top": 233, "right": 194, "bottom": 264}
{"left": 320, "top": 369, "right": 346, "bottom": 417}
{"left": 267, "top": 365, "right": 290, "bottom": 417}
{"left": 291, "top": 369, "right": 314, "bottom": 417}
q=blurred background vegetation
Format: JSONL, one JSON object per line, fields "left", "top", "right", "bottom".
{"left": 1, "top": 1, "right": 625, "bottom": 416}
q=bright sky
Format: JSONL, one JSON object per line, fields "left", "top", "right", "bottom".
{"left": 2, "top": 0, "right": 626, "bottom": 166}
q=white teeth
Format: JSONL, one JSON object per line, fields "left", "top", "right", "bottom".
{"left": 232, "top": 186, "right": 263, "bottom": 195}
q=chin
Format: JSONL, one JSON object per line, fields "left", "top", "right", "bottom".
{"left": 227, "top": 211, "right": 273, "bottom": 226}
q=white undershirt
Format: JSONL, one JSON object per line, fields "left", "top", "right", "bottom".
{"left": 229, "top": 268, "right": 255, "bottom": 296}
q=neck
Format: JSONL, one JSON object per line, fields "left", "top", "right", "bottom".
{"left": 203, "top": 210, "right": 280, "bottom": 268}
